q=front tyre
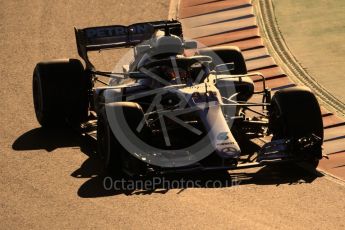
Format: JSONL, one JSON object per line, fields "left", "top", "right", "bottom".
{"left": 97, "top": 108, "right": 124, "bottom": 177}
{"left": 269, "top": 86, "right": 323, "bottom": 167}
{"left": 97, "top": 102, "right": 149, "bottom": 177}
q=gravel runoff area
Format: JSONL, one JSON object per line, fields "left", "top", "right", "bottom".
{"left": 272, "top": 0, "right": 345, "bottom": 105}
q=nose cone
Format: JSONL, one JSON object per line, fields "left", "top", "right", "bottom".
{"left": 196, "top": 104, "right": 241, "bottom": 159}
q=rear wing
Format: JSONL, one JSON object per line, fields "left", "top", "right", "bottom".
{"left": 75, "top": 20, "right": 182, "bottom": 68}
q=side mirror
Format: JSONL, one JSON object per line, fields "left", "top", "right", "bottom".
{"left": 214, "top": 63, "right": 235, "bottom": 74}
{"left": 122, "top": 65, "right": 129, "bottom": 73}
{"left": 184, "top": 40, "right": 198, "bottom": 49}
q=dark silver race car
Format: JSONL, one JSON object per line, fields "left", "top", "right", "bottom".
{"left": 32, "top": 20, "right": 323, "bottom": 177}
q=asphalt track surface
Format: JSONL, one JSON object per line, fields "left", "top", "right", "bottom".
{"left": 1, "top": 0, "right": 345, "bottom": 229}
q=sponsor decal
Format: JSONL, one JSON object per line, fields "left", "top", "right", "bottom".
{"left": 86, "top": 24, "right": 153, "bottom": 39}
{"left": 217, "top": 132, "right": 229, "bottom": 141}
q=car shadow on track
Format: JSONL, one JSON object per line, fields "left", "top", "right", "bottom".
{"left": 76, "top": 170, "right": 238, "bottom": 197}
{"left": 75, "top": 163, "right": 322, "bottom": 198}
{"left": 12, "top": 127, "right": 101, "bottom": 174}
{"left": 12, "top": 127, "right": 84, "bottom": 152}
{"left": 12, "top": 128, "right": 322, "bottom": 198}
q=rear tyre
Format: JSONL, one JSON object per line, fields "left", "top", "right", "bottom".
{"left": 33, "top": 59, "right": 89, "bottom": 128}
{"left": 269, "top": 86, "right": 323, "bottom": 167}
{"left": 198, "top": 46, "right": 247, "bottom": 74}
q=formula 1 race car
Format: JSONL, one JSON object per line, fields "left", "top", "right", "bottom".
{"left": 32, "top": 20, "right": 324, "bottom": 177}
